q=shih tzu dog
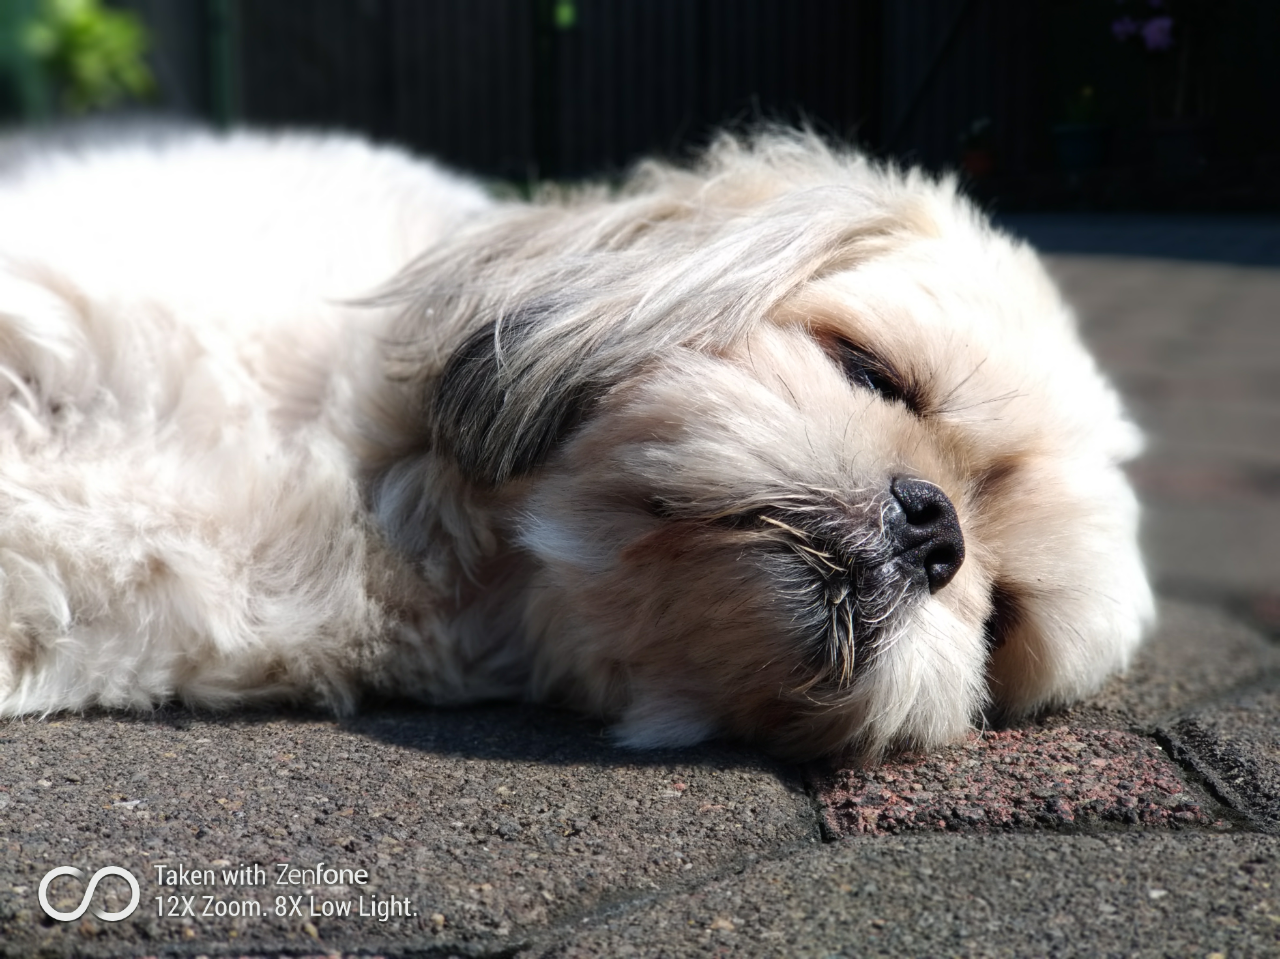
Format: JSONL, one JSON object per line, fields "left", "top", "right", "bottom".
{"left": 0, "top": 127, "right": 1152, "bottom": 759}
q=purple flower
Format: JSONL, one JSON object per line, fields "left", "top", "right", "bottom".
{"left": 1141, "top": 15, "right": 1174, "bottom": 51}
{"left": 1111, "top": 16, "right": 1140, "bottom": 41}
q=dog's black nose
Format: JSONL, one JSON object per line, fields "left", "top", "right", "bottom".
{"left": 887, "top": 478, "right": 965, "bottom": 593}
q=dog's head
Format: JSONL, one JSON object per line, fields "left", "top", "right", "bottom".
{"left": 373, "top": 132, "right": 1153, "bottom": 760}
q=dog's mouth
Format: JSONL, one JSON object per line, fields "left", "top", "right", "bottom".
{"left": 664, "top": 496, "right": 928, "bottom": 686}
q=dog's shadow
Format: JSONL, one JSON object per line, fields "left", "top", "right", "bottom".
{"left": 117, "top": 700, "right": 800, "bottom": 776}
{"left": 347, "top": 701, "right": 772, "bottom": 770}
{"left": 39, "top": 697, "right": 1061, "bottom": 782}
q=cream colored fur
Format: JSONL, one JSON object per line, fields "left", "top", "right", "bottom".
{"left": 0, "top": 127, "right": 1153, "bottom": 759}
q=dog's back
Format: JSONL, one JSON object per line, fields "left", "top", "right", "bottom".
{"left": 0, "top": 129, "right": 488, "bottom": 715}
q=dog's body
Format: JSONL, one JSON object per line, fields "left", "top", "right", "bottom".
{"left": 0, "top": 128, "right": 1152, "bottom": 758}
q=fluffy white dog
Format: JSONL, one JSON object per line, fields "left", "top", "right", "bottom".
{"left": 0, "top": 127, "right": 1152, "bottom": 759}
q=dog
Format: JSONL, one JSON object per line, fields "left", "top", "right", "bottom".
{"left": 0, "top": 126, "right": 1152, "bottom": 759}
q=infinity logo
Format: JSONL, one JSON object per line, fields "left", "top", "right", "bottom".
{"left": 37, "top": 866, "right": 140, "bottom": 922}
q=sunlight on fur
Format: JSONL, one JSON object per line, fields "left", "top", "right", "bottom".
{"left": 0, "top": 126, "right": 1153, "bottom": 760}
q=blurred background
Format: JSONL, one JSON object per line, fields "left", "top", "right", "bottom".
{"left": 1, "top": 0, "right": 1279, "bottom": 209}
{"left": 0, "top": 0, "right": 1277, "bottom": 632}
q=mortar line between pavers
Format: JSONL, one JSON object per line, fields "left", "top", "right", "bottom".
{"left": 797, "top": 760, "right": 845, "bottom": 844}
{"left": 1111, "top": 662, "right": 1280, "bottom": 835}
{"left": 515, "top": 831, "right": 825, "bottom": 956}
{"left": 1139, "top": 663, "right": 1280, "bottom": 811}
{"left": 1152, "top": 727, "right": 1261, "bottom": 835}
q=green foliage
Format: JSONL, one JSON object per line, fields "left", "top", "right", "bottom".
{"left": 553, "top": 0, "right": 576, "bottom": 30}
{"left": 23, "top": 0, "right": 153, "bottom": 114}
{"left": 1062, "top": 85, "right": 1100, "bottom": 124}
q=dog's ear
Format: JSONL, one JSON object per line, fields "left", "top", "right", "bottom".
{"left": 381, "top": 129, "right": 898, "bottom": 489}
{"left": 432, "top": 306, "right": 604, "bottom": 487}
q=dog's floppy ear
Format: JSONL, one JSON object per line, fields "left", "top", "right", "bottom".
{"left": 382, "top": 203, "right": 665, "bottom": 489}
{"left": 380, "top": 129, "right": 908, "bottom": 488}
{"left": 376, "top": 199, "right": 650, "bottom": 490}
{"left": 432, "top": 306, "right": 603, "bottom": 486}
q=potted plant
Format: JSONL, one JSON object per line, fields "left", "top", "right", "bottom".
{"left": 1052, "top": 85, "right": 1106, "bottom": 174}
{"left": 959, "top": 116, "right": 996, "bottom": 179}
{"left": 22, "top": 0, "right": 153, "bottom": 116}
{"left": 1110, "top": 0, "right": 1218, "bottom": 182}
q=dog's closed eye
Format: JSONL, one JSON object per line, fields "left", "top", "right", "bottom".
{"left": 823, "top": 334, "right": 921, "bottom": 414}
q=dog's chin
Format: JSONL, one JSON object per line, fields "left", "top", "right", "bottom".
{"left": 519, "top": 498, "right": 987, "bottom": 760}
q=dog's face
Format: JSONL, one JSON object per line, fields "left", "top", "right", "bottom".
{"left": 378, "top": 133, "right": 1153, "bottom": 759}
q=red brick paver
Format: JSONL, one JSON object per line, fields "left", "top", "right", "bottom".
{"left": 813, "top": 727, "right": 1212, "bottom": 837}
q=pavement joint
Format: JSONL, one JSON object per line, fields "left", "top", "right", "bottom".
{"left": 1154, "top": 727, "right": 1262, "bottom": 837}
{"left": 1160, "top": 691, "right": 1280, "bottom": 837}
{"left": 512, "top": 834, "right": 827, "bottom": 959}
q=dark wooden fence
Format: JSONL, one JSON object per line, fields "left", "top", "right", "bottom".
{"left": 17, "top": 0, "right": 1279, "bottom": 206}
{"left": 121, "top": 0, "right": 1029, "bottom": 181}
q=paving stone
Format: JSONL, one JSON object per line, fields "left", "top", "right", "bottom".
{"left": 1135, "top": 403, "right": 1280, "bottom": 466}
{"left": 0, "top": 705, "right": 819, "bottom": 958}
{"left": 1077, "top": 598, "right": 1280, "bottom": 728}
{"left": 1044, "top": 255, "right": 1280, "bottom": 608}
{"left": 1002, "top": 214, "right": 1280, "bottom": 267}
{"left": 803, "top": 601, "right": 1274, "bottom": 839}
{"left": 812, "top": 727, "right": 1213, "bottom": 838}
{"left": 526, "top": 832, "right": 1280, "bottom": 959}
{"left": 1142, "top": 503, "right": 1280, "bottom": 600}
{"left": 1163, "top": 687, "right": 1280, "bottom": 834}
{"left": 1043, "top": 255, "right": 1280, "bottom": 344}
{"left": 1127, "top": 460, "right": 1280, "bottom": 508}
{"left": 809, "top": 601, "right": 1275, "bottom": 839}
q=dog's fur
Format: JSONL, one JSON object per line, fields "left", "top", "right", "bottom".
{"left": 0, "top": 128, "right": 1152, "bottom": 759}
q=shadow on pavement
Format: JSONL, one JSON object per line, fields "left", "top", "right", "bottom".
{"left": 78, "top": 700, "right": 793, "bottom": 772}
{"left": 344, "top": 702, "right": 789, "bottom": 772}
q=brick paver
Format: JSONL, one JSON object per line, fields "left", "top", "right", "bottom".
{"left": 815, "top": 727, "right": 1213, "bottom": 838}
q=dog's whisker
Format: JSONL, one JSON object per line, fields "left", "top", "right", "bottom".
{"left": 757, "top": 513, "right": 813, "bottom": 540}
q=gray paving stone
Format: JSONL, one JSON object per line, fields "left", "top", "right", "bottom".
{"left": 1078, "top": 599, "right": 1280, "bottom": 729}
{"left": 0, "top": 706, "right": 819, "bottom": 957}
{"left": 1142, "top": 503, "right": 1280, "bottom": 599}
{"left": 1136, "top": 403, "right": 1280, "bottom": 465}
{"left": 1001, "top": 214, "right": 1280, "bottom": 268}
{"left": 525, "top": 832, "right": 1280, "bottom": 959}
{"left": 1046, "top": 255, "right": 1280, "bottom": 608}
{"left": 1164, "top": 687, "right": 1280, "bottom": 835}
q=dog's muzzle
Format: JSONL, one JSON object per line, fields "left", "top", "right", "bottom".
{"left": 885, "top": 477, "right": 965, "bottom": 593}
